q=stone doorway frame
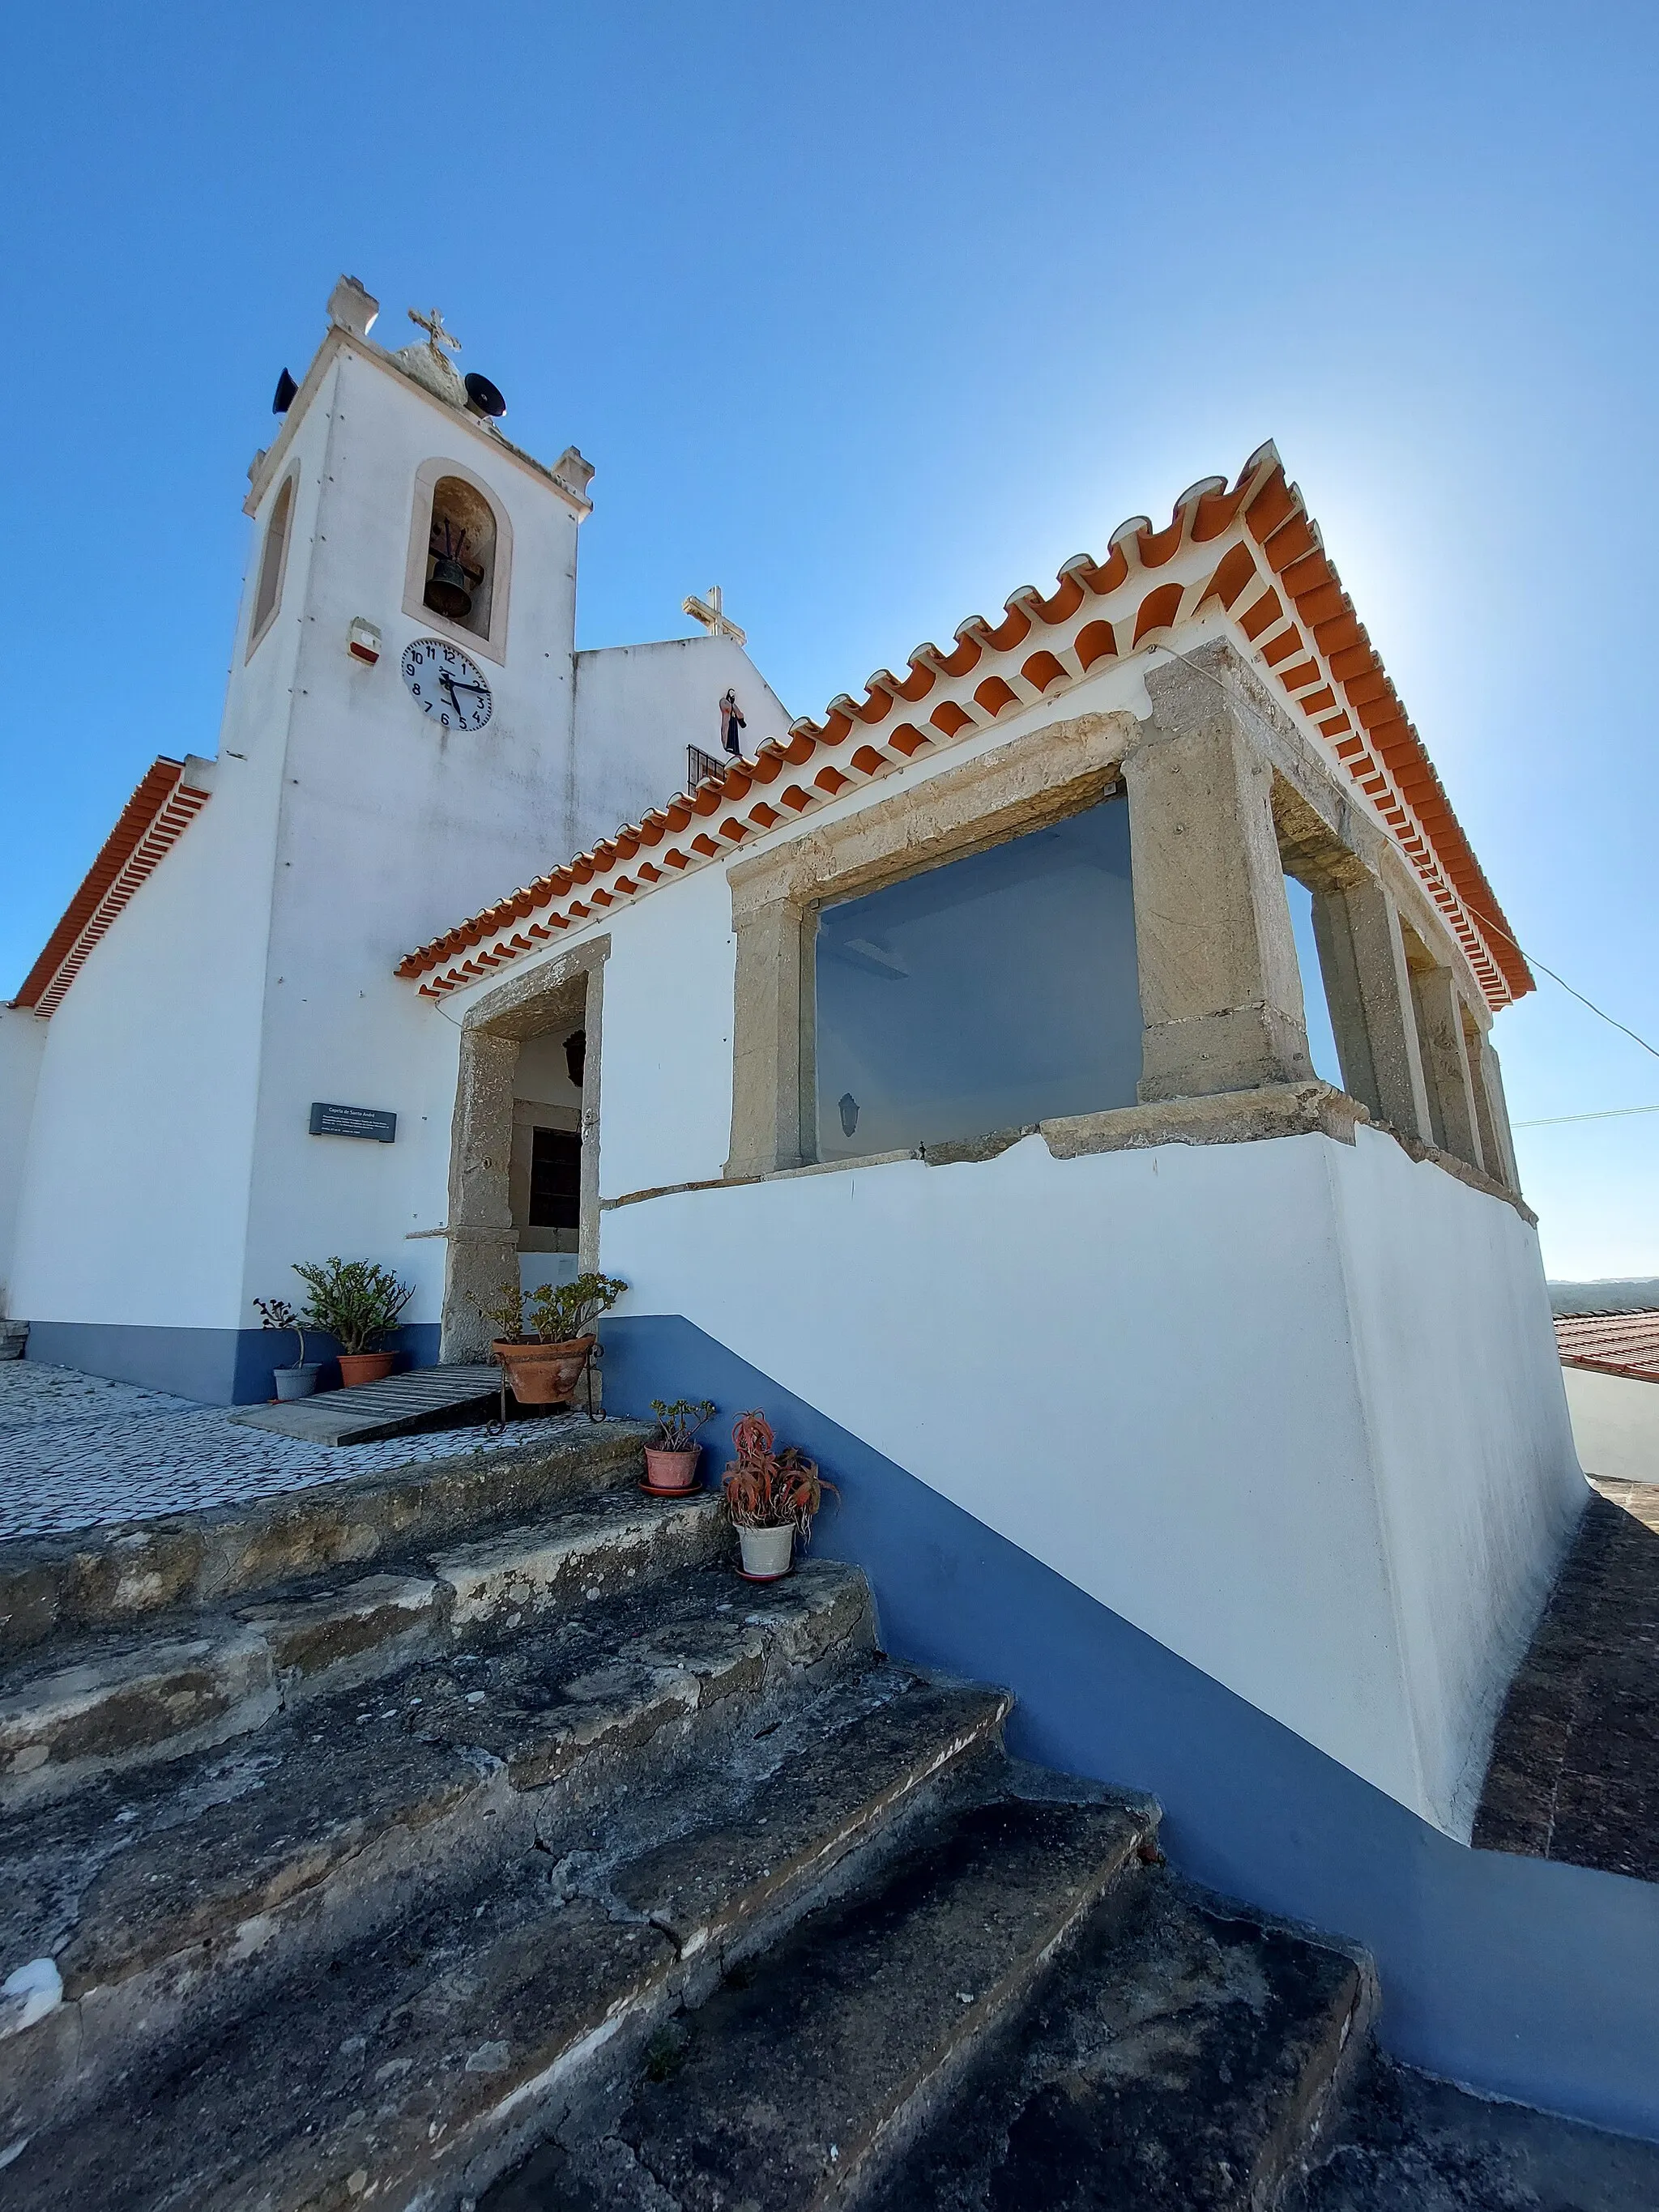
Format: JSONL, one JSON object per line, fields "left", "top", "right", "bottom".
{"left": 437, "top": 936, "right": 608, "bottom": 1362}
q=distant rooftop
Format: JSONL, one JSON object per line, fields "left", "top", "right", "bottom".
{"left": 1547, "top": 1279, "right": 1659, "bottom": 1318}
{"left": 1554, "top": 1309, "right": 1659, "bottom": 1385}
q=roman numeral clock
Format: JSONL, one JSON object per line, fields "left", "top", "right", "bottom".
{"left": 401, "top": 637, "right": 493, "bottom": 731}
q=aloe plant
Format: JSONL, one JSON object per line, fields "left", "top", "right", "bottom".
{"left": 720, "top": 1412, "right": 832, "bottom": 1536}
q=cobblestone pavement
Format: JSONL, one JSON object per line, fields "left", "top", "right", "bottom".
{"left": 0, "top": 1361, "right": 516, "bottom": 1542}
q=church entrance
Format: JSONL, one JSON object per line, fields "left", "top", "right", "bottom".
{"left": 437, "top": 943, "right": 606, "bottom": 1362}
{"left": 508, "top": 1027, "right": 586, "bottom": 1297}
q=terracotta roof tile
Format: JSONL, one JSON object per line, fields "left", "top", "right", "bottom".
{"left": 398, "top": 442, "right": 1532, "bottom": 1008}
{"left": 1555, "top": 1311, "right": 1659, "bottom": 1384}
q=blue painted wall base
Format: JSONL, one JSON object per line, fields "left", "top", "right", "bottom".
{"left": 23, "top": 1321, "right": 442, "bottom": 1404}
{"left": 601, "top": 1313, "right": 1659, "bottom": 2142}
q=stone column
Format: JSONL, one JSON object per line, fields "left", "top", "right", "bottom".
{"left": 1476, "top": 1034, "right": 1521, "bottom": 1192}
{"left": 1126, "top": 652, "right": 1312, "bottom": 1102}
{"left": 1409, "top": 964, "right": 1485, "bottom": 1168}
{"left": 1312, "top": 876, "right": 1433, "bottom": 1140}
{"left": 439, "top": 1028, "right": 520, "bottom": 1362}
{"left": 726, "top": 887, "right": 812, "bottom": 1177}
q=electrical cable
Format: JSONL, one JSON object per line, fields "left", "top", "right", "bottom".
{"left": 1145, "top": 640, "right": 1659, "bottom": 1062}
{"left": 1513, "top": 1103, "right": 1659, "bottom": 1130}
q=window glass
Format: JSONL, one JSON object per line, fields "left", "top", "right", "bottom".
{"left": 1283, "top": 875, "right": 1343, "bottom": 1087}
{"left": 814, "top": 795, "right": 1141, "bottom": 1161}
{"left": 528, "top": 1127, "right": 581, "bottom": 1230}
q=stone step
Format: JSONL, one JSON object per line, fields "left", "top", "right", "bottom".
{"left": 0, "top": 1413, "right": 653, "bottom": 1659}
{"left": 2, "top": 1671, "right": 1015, "bottom": 2210}
{"left": 0, "top": 1558, "right": 878, "bottom": 2138}
{"left": 864, "top": 1867, "right": 1374, "bottom": 2212}
{"left": 503, "top": 1796, "right": 1158, "bottom": 2212}
{"left": 0, "top": 1487, "right": 724, "bottom": 1805}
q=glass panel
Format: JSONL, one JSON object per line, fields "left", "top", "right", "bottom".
{"left": 528, "top": 1127, "right": 581, "bottom": 1229}
{"left": 814, "top": 795, "right": 1141, "bottom": 1161}
{"left": 1283, "top": 876, "right": 1343, "bottom": 1087}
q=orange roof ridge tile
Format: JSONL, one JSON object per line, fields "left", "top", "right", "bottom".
{"left": 399, "top": 444, "right": 1531, "bottom": 1010}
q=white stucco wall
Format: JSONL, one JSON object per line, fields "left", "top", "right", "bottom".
{"left": 1562, "top": 1365, "right": 1659, "bottom": 1486}
{"left": 421, "top": 643, "right": 1581, "bottom": 1834}
{"left": 7, "top": 743, "right": 278, "bottom": 1331}
{"left": 595, "top": 1125, "right": 1580, "bottom": 1837}
{"left": 597, "top": 862, "right": 738, "bottom": 1199}
{"left": 0, "top": 1008, "right": 47, "bottom": 1315}
{"left": 573, "top": 635, "right": 792, "bottom": 858}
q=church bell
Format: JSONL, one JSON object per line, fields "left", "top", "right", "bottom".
{"left": 424, "top": 552, "right": 473, "bottom": 621}
{"left": 425, "top": 520, "right": 479, "bottom": 622}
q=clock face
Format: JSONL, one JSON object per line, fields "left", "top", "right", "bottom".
{"left": 401, "top": 637, "right": 493, "bottom": 731}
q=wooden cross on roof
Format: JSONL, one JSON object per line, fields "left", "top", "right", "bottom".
{"left": 407, "top": 305, "right": 461, "bottom": 360}
{"left": 682, "top": 584, "right": 747, "bottom": 646}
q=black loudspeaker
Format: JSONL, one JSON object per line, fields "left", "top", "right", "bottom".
{"left": 464, "top": 372, "right": 507, "bottom": 419}
{"left": 272, "top": 368, "right": 299, "bottom": 414}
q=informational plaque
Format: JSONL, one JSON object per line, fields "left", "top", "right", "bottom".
{"left": 309, "top": 1102, "right": 397, "bottom": 1144}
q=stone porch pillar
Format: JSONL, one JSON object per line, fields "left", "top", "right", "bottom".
{"left": 1311, "top": 876, "right": 1434, "bottom": 1140}
{"left": 1126, "top": 651, "right": 1312, "bottom": 1102}
{"left": 726, "top": 881, "right": 813, "bottom": 1178}
{"left": 1410, "top": 963, "right": 1486, "bottom": 1170}
{"left": 439, "top": 1027, "right": 521, "bottom": 1362}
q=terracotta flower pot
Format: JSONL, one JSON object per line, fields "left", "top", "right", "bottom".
{"left": 338, "top": 1351, "right": 397, "bottom": 1387}
{"left": 493, "top": 1335, "right": 595, "bottom": 1405}
{"left": 644, "top": 1445, "right": 700, "bottom": 1492}
{"left": 737, "top": 1524, "right": 795, "bottom": 1580}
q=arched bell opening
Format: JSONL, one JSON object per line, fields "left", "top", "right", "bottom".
{"left": 423, "top": 474, "right": 497, "bottom": 639}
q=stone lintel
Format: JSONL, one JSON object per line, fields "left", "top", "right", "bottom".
{"left": 1039, "top": 1081, "right": 1367, "bottom": 1159}
{"left": 602, "top": 1083, "right": 1531, "bottom": 1217}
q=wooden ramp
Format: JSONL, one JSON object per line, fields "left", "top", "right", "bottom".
{"left": 227, "top": 1364, "right": 501, "bottom": 1446}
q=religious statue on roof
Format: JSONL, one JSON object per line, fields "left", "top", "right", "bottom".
{"left": 719, "top": 690, "right": 747, "bottom": 759}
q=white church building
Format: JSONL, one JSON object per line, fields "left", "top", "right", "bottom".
{"left": 0, "top": 273, "right": 1588, "bottom": 1868}
{"left": 6, "top": 275, "right": 1645, "bottom": 2127}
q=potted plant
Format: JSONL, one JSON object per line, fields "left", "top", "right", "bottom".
{"left": 254, "top": 1297, "right": 322, "bottom": 1400}
{"left": 721, "top": 1411, "right": 831, "bottom": 1581}
{"left": 484, "top": 1272, "right": 627, "bottom": 1406}
{"left": 292, "top": 1258, "right": 414, "bottom": 1387}
{"left": 644, "top": 1398, "right": 718, "bottom": 1494}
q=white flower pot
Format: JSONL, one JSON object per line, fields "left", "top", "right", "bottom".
{"left": 273, "top": 1363, "right": 323, "bottom": 1401}
{"left": 738, "top": 1524, "right": 795, "bottom": 1580}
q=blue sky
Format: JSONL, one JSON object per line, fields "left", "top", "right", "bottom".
{"left": 6, "top": 2, "right": 1657, "bottom": 1276}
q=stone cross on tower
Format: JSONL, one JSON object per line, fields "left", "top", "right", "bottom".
{"left": 407, "top": 305, "right": 461, "bottom": 364}
{"left": 681, "top": 585, "right": 747, "bottom": 646}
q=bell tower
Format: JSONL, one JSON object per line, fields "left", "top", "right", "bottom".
{"left": 224, "top": 276, "right": 599, "bottom": 1324}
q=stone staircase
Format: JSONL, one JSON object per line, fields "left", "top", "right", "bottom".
{"left": 0, "top": 1414, "right": 1382, "bottom": 2210}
